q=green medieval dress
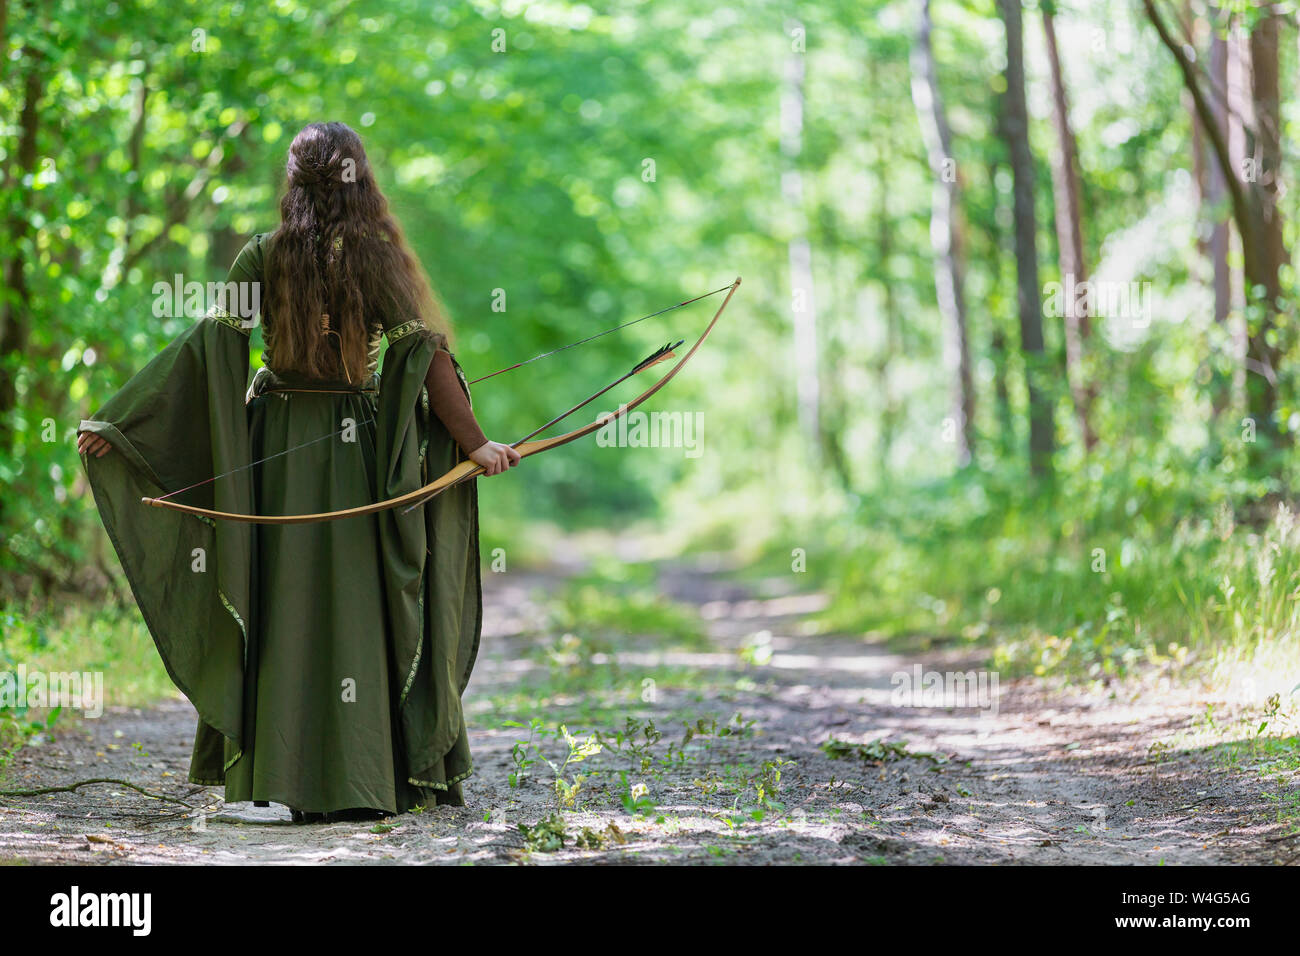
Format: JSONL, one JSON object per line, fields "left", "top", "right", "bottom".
{"left": 79, "top": 232, "right": 482, "bottom": 813}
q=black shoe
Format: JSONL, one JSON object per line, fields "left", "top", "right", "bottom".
{"left": 253, "top": 800, "right": 269, "bottom": 807}
{"left": 290, "top": 808, "right": 327, "bottom": 824}
{"left": 323, "top": 807, "right": 389, "bottom": 823}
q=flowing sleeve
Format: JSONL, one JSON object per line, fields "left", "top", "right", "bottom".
{"left": 79, "top": 236, "right": 264, "bottom": 759}
{"left": 372, "top": 316, "right": 483, "bottom": 796}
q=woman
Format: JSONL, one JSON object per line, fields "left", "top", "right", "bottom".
{"left": 76, "top": 121, "right": 519, "bottom": 823}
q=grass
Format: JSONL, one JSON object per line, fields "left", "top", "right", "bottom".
{"left": 494, "top": 705, "right": 801, "bottom": 855}
{"left": 477, "top": 564, "right": 724, "bottom": 715}
{"left": 1136, "top": 695, "right": 1300, "bottom": 842}
{"left": 7, "top": 469, "right": 1298, "bottom": 858}
{"left": 470, "top": 562, "right": 807, "bottom": 850}
{"left": 1, "top": 603, "right": 173, "bottom": 704}
{"left": 542, "top": 560, "right": 711, "bottom": 649}
{"left": 1190, "top": 696, "right": 1300, "bottom": 836}
{"left": 795, "top": 470, "right": 1300, "bottom": 690}
{"left": 0, "top": 603, "right": 173, "bottom": 770}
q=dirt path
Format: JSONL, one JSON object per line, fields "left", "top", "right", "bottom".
{"left": 0, "top": 553, "right": 1292, "bottom": 865}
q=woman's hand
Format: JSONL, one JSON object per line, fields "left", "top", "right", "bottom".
{"left": 77, "top": 431, "right": 112, "bottom": 458}
{"left": 469, "top": 440, "right": 521, "bottom": 476}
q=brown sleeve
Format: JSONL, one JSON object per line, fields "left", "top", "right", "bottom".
{"left": 425, "top": 348, "right": 488, "bottom": 454}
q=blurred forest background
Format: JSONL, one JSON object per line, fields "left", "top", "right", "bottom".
{"left": 3, "top": 0, "right": 1300, "bottom": 729}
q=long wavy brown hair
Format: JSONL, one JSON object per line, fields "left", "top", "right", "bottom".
{"left": 264, "top": 121, "right": 448, "bottom": 383}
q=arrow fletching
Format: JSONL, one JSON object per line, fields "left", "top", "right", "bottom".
{"left": 632, "top": 339, "right": 685, "bottom": 375}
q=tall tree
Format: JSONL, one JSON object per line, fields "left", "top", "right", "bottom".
{"left": 781, "top": 19, "right": 823, "bottom": 456}
{"left": 1041, "top": 1, "right": 1095, "bottom": 451}
{"left": 1195, "top": 4, "right": 1233, "bottom": 418}
{"left": 986, "top": 157, "right": 1017, "bottom": 459}
{"left": 911, "top": 0, "right": 976, "bottom": 465}
{"left": 1204, "top": 5, "right": 1232, "bottom": 329}
{"left": 1145, "top": 0, "right": 1289, "bottom": 462}
{"left": 1244, "top": 9, "right": 1286, "bottom": 451}
{"left": 997, "top": 0, "right": 1055, "bottom": 478}
{"left": 1181, "top": 2, "right": 1234, "bottom": 426}
{"left": 0, "top": 40, "right": 44, "bottom": 488}
{"left": 873, "top": 118, "right": 903, "bottom": 483}
{"left": 1226, "top": 17, "right": 1251, "bottom": 413}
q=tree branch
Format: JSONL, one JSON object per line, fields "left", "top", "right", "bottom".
{"left": 1142, "top": 0, "right": 1249, "bottom": 239}
{"left": 0, "top": 776, "right": 197, "bottom": 807}
{"left": 120, "top": 116, "right": 251, "bottom": 275}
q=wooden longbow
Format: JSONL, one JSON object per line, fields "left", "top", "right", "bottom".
{"left": 140, "top": 277, "right": 741, "bottom": 525}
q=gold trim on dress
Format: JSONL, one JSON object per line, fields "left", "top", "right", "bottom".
{"left": 204, "top": 304, "right": 251, "bottom": 335}
{"left": 385, "top": 318, "right": 426, "bottom": 343}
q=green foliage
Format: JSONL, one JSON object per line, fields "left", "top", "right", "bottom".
{"left": 504, "top": 717, "right": 601, "bottom": 808}
{"left": 0, "top": 0, "right": 788, "bottom": 599}
{"left": 517, "top": 813, "right": 568, "bottom": 854}
{"left": 574, "top": 821, "right": 627, "bottom": 850}
{"left": 617, "top": 770, "right": 657, "bottom": 816}
{"left": 0, "top": 604, "right": 171, "bottom": 691}
{"left": 0, "top": 703, "right": 60, "bottom": 772}
{"left": 808, "top": 451, "right": 1300, "bottom": 681}
{"left": 5, "top": 0, "right": 1300, "bottom": 729}
{"left": 544, "top": 574, "right": 709, "bottom": 649}
{"left": 0, "top": 603, "right": 174, "bottom": 768}
{"left": 822, "top": 737, "right": 944, "bottom": 764}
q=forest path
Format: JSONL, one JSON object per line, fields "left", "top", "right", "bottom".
{"left": 0, "top": 547, "right": 1290, "bottom": 865}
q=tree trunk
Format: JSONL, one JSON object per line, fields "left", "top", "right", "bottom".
{"left": 0, "top": 46, "right": 44, "bottom": 473}
{"left": 1182, "top": 2, "right": 1207, "bottom": 260}
{"left": 1145, "top": 0, "right": 1289, "bottom": 464}
{"left": 1197, "top": 7, "right": 1232, "bottom": 419}
{"left": 1226, "top": 19, "right": 1250, "bottom": 414}
{"left": 1243, "top": 10, "right": 1285, "bottom": 452}
{"left": 910, "top": 0, "right": 975, "bottom": 465}
{"left": 997, "top": 0, "right": 1054, "bottom": 479}
{"left": 1205, "top": 8, "right": 1231, "bottom": 328}
{"left": 987, "top": 158, "right": 1016, "bottom": 458}
{"left": 1041, "top": 5, "right": 1096, "bottom": 452}
{"left": 780, "top": 22, "right": 822, "bottom": 455}
{"left": 816, "top": 213, "right": 855, "bottom": 491}
{"left": 874, "top": 122, "right": 902, "bottom": 485}
{"left": 0, "top": 1, "right": 8, "bottom": 83}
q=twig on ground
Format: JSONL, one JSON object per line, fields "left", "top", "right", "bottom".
{"left": 0, "top": 777, "right": 195, "bottom": 807}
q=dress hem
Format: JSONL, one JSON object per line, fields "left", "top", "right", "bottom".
{"left": 408, "top": 763, "right": 474, "bottom": 790}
